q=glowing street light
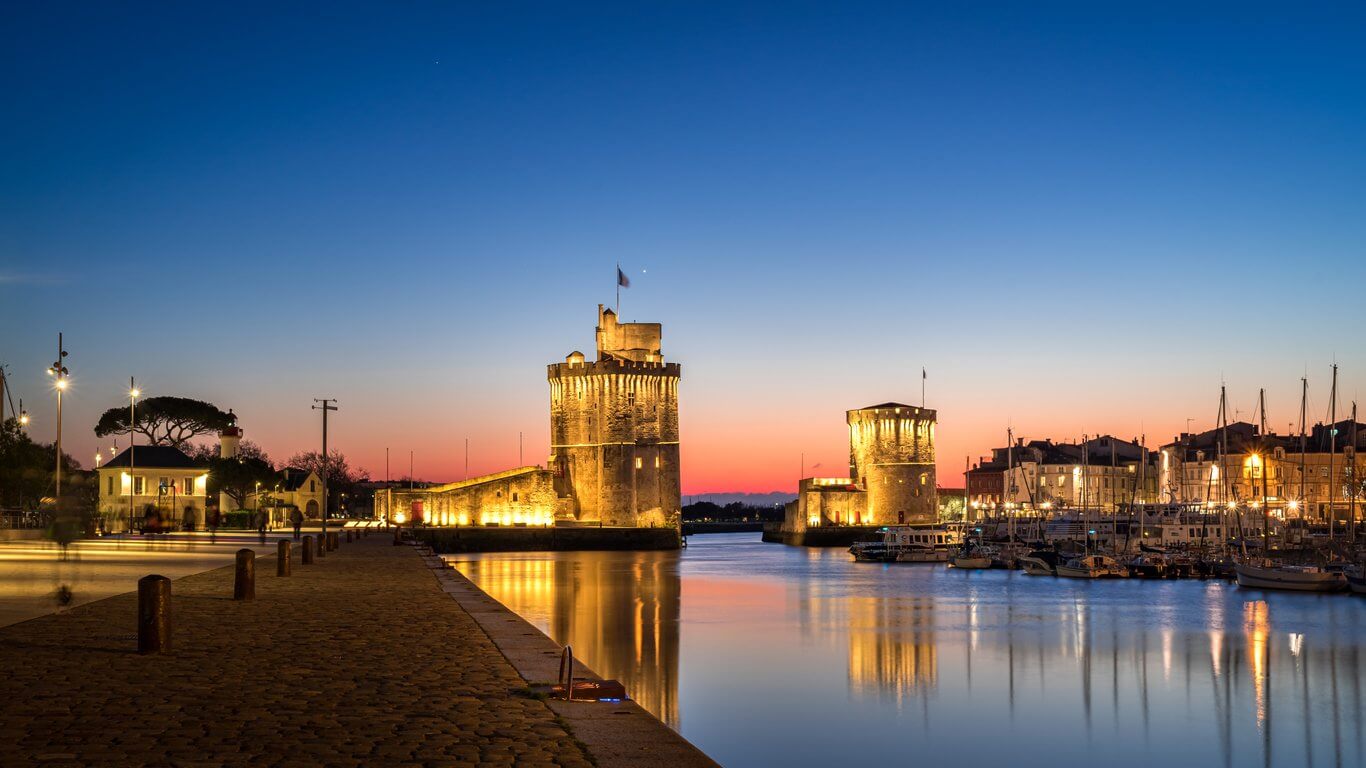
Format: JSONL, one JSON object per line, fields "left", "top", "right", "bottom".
{"left": 129, "top": 377, "right": 139, "bottom": 534}
{"left": 48, "top": 333, "right": 70, "bottom": 506}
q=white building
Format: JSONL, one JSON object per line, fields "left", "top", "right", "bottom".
{"left": 98, "top": 445, "right": 208, "bottom": 532}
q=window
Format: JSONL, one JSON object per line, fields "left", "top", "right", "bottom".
{"left": 107, "top": 476, "right": 114, "bottom": 495}
{"left": 310, "top": 480, "right": 316, "bottom": 492}
{"left": 654, "top": 456, "right": 660, "bottom": 469}
{"left": 512, "top": 492, "right": 519, "bottom": 502}
{"left": 628, "top": 392, "right": 636, "bottom": 407}
{"left": 159, "top": 477, "right": 171, "bottom": 493}
{"left": 133, "top": 477, "right": 145, "bottom": 495}
{"left": 635, "top": 457, "right": 643, "bottom": 469}
{"left": 184, "top": 477, "right": 194, "bottom": 494}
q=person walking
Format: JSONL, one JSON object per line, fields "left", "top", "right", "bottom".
{"left": 290, "top": 507, "right": 303, "bottom": 541}
{"left": 257, "top": 510, "right": 267, "bottom": 544}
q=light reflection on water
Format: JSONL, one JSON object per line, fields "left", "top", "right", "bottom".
{"left": 447, "top": 533, "right": 1365, "bottom": 768}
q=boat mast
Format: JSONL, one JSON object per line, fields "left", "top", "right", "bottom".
{"left": 1259, "top": 388, "right": 1269, "bottom": 553}
{"left": 1299, "top": 377, "right": 1308, "bottom": 520}
{"left": 1006, "top": 426, "right": 1013, "bottom": 539}
{"left": 1351, "top": 402, "right": 1358, "bottom": 546}
{"left": 1082, "top": 433, "right": 1090, "bottom": 553}
{"left": 1328, "top": 364, "right": 1338, "bottom": 543}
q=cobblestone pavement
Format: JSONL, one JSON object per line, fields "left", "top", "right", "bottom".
{"left": 0, "top": 535, "right": 597, "bottom": 767}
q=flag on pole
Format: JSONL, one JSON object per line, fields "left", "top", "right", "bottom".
{"left": 617, "top": 266, "right": 631, "bottom": 288}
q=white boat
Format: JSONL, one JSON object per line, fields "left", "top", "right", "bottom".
{"left": 1234, "top": 561, "right": 1347, "bottom": 592}
{"left": 850, "top": 525, "right": 962, "bottom": 563}
{"left": 949, "top": 552, "right": 993, "bottom": 569}
{"left": 1056, "top": 554, "right": 1128, "bottom": 579}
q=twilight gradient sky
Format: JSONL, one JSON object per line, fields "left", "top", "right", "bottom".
{"left": 3, "top": 3, "right": 1365, "bottom": 493}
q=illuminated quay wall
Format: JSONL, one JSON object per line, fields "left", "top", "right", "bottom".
{"left": 374, "top": 466, "right": 560, "bottom": 527}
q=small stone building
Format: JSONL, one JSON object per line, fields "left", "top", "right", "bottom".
{"left": 97, "top": 445, "right": 208, "bottom": 532}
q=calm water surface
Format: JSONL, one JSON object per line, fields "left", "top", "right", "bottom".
{"left": 448, "top": 533, "right": 1365, "bottom": 768}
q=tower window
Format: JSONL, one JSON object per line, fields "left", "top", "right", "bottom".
{"left": 628, "top": 392, "right": 636, "bottom": 407}
{"left": 635, "top": 457, "right": 643, "bottom": 469}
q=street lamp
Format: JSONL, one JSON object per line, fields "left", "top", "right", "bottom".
{"left": 48, "top": 334, "right": 69, "bottom": 508}
{"left": 18, "top": 399, "right": 28, "bottom": 427}
{"left": 129, "top": 378, "right": 139, "bottom": 535}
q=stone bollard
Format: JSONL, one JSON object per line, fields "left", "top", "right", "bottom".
{"left": 346, "top": 529, "right": 353, "bottom": 543}
{"left": 393, "top": 527, "right": 402, "bottom": 546}
{"left": 317, "top": 534, "right": 327, "bottom": 558}
{"left": 277, "top": 539, "right": 291, "bottom": 577}
{"left": 328, "top": 531, "right": 338, "bottom": 551}
{"left": 138, "top": 575, "right": 172, "bottom": 654}
{"left": 234, "top": 549, "right": 255, "bottom": 600}
{"left": 302, "top": 535, "right": 314, "bottom": 565}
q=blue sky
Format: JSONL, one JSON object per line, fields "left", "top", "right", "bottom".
{"left": 3, "top": 2, "right": 1364, "bottom": 490}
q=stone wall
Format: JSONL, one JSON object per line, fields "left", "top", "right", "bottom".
{"left": 375, "top": 467, "right": 557, "bottom": 527}
{"left": 548, "top": 358, "right": 681, "bottom": 528}
{"left": 847, "top": 404, "right": 938, "bottom": 525}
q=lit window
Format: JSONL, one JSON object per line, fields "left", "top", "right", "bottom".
{"left": 635, "top": 457, "right": 643, "bottom": 469}
{"left": 133, "top": 476, "right": 145, "bottom": 495}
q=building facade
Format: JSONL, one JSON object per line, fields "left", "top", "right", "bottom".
{"left": 97, "top": 445, "right": 208, "bottom": 531}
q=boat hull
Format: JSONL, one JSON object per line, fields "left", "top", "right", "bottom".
{"left": 950, "top": 556, "right": 993, "bottom": 569}
{"left": 1234, "top": 564, "right": 1347, "bottom": 592}
{"left": 1349, "top": 575, "right": 1366, "bottom": 595}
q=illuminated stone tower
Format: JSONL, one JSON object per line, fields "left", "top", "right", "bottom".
{"left": 548, "top": 305, "right": 681, "bottom": 527}
{"left": 847, "top": 403, "right": 937, "bottom": 525}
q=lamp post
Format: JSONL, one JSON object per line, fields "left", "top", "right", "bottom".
{"left": 129, "top": 378, "right": 139, "bottom": 534}
{"left": 47, "top": 334, "right": 70, "bottom": 510}
{"left": 18, "top": 399, "right": 29, "bottom": 428}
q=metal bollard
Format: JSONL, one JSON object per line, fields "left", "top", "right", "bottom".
{"left": 328, "top": 531, "right": 338, "bottom": 551}
{"left": 234, "top": 549, "right": 255, "bottom": 600}
{"left": 302, "top": 535, "right": 314, "bottom": 565}
{"left": 317, "top": 533, "right": 327, "bottom": 558}
{"left": 138, "top": 575, "right": 172, "bottom": 654}
{"left": 393, "top": 527, "right": 402, "bottom": 546}
{"left": 346, "top": 529, "right": 353, "bottom": 543}
{"left": 277, "top": 539, "right": 291, "bottom": 577}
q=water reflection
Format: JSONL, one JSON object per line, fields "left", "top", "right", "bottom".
{"left": 449, "top": 535, "right": 1365, "bottom": 768}
{"left": 450, "top": 552, "right": 680, "bottom": 727}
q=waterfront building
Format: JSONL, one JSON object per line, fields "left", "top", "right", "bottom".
{"left": 997, "top": 435, "right": 1158, "bottom": 513}
{"left": 782, "top": 403, "right": 938, "bottom": 532}
{"left": 97, "top": 445, "right": 207, "bottom": 531}
{"left": 1158, "top": 420, "right": 1365, "bottom": 521}
{"left": 965, "top": 458, "right": 1006, "bottom": 516}
{"left": 375, "top": 305, "right": 682, "bottom": 528}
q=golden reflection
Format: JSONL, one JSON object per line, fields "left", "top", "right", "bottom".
{"left": 846, "top": 597, "right": 937, "bottom": 700}
{"left": 456, "top": 553, "right": 681, "bottom": 728}
{"left": 1243, "top": 600, "right": 1270, "bottom": 730}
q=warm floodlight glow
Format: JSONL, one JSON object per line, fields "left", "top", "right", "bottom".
{"left": 1288, "top": 500, "right": 1300, "bottom": 511}
{"left": 394, "top": 511, "right": 407, "bottom": 524}
{"left": 55, "top": 379, "right": 68, "bottom": 390}
{"left": 130, "top": 388, "right": 140, "bottom": 398}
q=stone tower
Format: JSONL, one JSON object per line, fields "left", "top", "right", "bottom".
{"left": 548, "top": 305, "right": 681, "bottom": 527}
{"left": 847, "top": 403, "right": 937, "bottom": 525}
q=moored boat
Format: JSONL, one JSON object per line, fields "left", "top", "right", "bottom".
{"left": 1234, "top": 561, "right": 1347, "bottom": 592}
{"left": 1056, "top": 554, "right": 1128, "bottom": 579}
{"left": 1019, "top": 550, "right": 1061, "bottom": 576}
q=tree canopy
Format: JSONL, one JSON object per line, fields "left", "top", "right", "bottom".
{"left": 94, "top": 397, "right": 234, "bottom": 449}
{"left": 207, "top": 455, "right": 276, "bottom": 512}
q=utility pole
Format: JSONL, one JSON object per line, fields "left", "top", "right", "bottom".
{"left": 48, "top": 334, "right": 70, "bottom": 509}
{"left": 464, "top": 437, "right": 469, "bottom": 480}
{"left": 312, "top": 398, "right": 338, "bottom": 539}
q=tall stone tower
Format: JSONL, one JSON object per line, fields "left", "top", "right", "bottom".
{"left": 548, "top": 305, "right": 681, "bottom": 527}
{"left": 847, "top": 403, "right": 937, "bottom": 525}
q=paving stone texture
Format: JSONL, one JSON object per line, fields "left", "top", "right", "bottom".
{"left": 0, "top": 535, "right": 596, "bottom": 767}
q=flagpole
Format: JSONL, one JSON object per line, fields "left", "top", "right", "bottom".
{"left": 616, "top": 262, "right": 620, "bottom": 315}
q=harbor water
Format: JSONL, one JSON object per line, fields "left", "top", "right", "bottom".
{"left": 447, "top": 533, "right": 1365, "bottom": 768}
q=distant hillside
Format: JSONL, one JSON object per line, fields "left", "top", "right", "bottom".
{"left": 683, "top": 491, "right": 795, "bottom": 507}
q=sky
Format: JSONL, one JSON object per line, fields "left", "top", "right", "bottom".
{"left": 3, "top": 2, "right": 1365, "bottom": 494}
